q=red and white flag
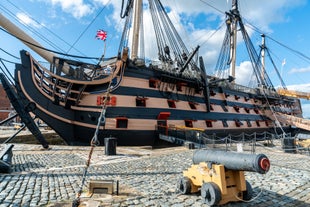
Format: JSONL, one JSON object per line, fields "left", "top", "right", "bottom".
{"left": 96, "top": 29, "right": 107, "bottom": 41}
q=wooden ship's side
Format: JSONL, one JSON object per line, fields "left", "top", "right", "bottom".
{"left": 12, "top": 52, "right": 302, "bottom": 145}
{"left": 0, "top": 0, "right": 304, "bottom": 146}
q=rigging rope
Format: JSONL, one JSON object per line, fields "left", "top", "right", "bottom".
{"left": 0, "top": 3, "right": 66, "bottom": 55}
{"left": 266, "top": 35, "right": 310, "bottom": 64}
{"left": 1, "top": 0, "right": 114, "bottom": 63}
{"left": 4, "top": 0, "right": 82, "bottom": 57}
{"left": 199, "top": 0, "right": 226, "bottom": 15}
{"left": 65, "top": 0, "right": 112, "bottom": 55}
{"left": 0, "top": 58, "right": 15, "bottom": 85}
{"left": 118, "top": 7, "right": 132, "bottom": 53}
{"left": 120, "top": 0, "right": 133, "bottom": 19}
{"left": 0, "top": 27, "right": 115, "bottom": 61}
{"left": 148, "top": 0, "right": 200, "bottom": 73}
{"left": 0, "top": 48, "right": 20, "bottom": 60}
{"left": 0, "top": 57, "right": 19, "bottom": 65}
{"left": 214, "top": 26, "right": 230, "bottom": 78}
{"left": 264, "top": 48, "right": 287, "bottom": 89}
{"left": 238, "top": 26, "right": 286, "bottom": 135}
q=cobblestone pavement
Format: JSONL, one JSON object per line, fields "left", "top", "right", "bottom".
{"left": 0, "top": 141, "right": 309, "bottom": 207}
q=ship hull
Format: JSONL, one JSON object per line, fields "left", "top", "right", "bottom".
{"left": 14, "top": 50, "right": 301, "bottom": 146}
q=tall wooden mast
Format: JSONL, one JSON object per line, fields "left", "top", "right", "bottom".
{"left": 229, "top": 0, "right": 239, "bottom": 82}
{"left": 131, "top": 0, "right": 142, "bottom": 60}
{"left": 261, "top": 34, "right": 266, "bottom": 84}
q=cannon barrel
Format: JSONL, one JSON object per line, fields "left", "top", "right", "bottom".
{"left": 193, "top": 149, "right": 270, "bottom": 174}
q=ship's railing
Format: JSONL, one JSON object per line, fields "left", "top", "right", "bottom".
{"left": 50, "top": 56, "right": 119, "bottom": 80}
{"left": 217, "top": 81, "right": 280, "bottom": 98}
{"left": 151, "top": 60, "right": 201, "bottom": 80}
{"left": 218, "top": 81, "right": 257, "bottom": 94}
{"left": 28, "top": 53, "right": 123, "bottom": 106}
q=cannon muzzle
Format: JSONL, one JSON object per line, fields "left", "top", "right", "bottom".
{"left": 193, "top": 149, "right": 270, "bottom": 174}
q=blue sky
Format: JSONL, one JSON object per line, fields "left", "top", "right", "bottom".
{"left": 1, "top": 0, "right": 310, "bottom": 116}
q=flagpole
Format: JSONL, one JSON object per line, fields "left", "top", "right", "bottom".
{"left": 103, "top": 40, "right": 106, "bottom": 59}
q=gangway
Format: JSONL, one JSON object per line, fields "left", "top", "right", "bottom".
{"left": 277, "top": 88, "right": 310, "bottom": 100}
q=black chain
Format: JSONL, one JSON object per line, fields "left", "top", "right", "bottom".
{"left": 71, "top": 62, "right": 117, "bottom": 207}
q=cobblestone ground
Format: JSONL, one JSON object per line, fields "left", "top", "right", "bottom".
{"left": 0, "top": 141, "right": 309, "bottom": 207}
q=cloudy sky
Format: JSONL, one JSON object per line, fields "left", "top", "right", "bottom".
{"left": 1, "top": 0, "right": 310, "bottom": 116}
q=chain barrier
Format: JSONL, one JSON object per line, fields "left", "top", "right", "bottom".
{"left": 169, "top": 127, "right": 306, "bottom": 154}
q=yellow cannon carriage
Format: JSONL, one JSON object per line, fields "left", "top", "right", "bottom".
{"left": 177, "top": 149, "right": 270, "bottom": 206}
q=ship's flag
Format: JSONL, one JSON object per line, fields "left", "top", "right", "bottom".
{"left": 96, "top": 29, "right": 107, "bottom": 41}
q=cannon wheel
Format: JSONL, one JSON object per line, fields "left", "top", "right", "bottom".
{"left": 201, "top": 182, "right": 221, "bottom": 206}
{"left": 177, "top": 176, "right": 192, "bottom": 194}
{"left": 243, "top": 180, "right": 253, "bottom": 201}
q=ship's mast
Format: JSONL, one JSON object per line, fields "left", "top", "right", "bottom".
{"left": 261, "top": 34, "right": 266, "bottom": 84}
{"left": 229, "top": 0, "right": 239, "bottom": 82}
{"left": 131, "top": 0, "right": 142, "bottom": 60}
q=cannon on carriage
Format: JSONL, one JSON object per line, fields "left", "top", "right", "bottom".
{"left": 177, "top": 149, "right": 270, "bottom": 206}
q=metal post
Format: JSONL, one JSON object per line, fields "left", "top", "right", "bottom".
{"left": 252, "top": 132, "right": 256, "bottom": 153}
{"left": 116, "top": 180, "right": 119, "bottom": 195}
{"left": 0, "top": 114, "right": 18, "bottom": 126}
{"left": 225, "top": 136, "right": 228, "bottom": 151}
{"left": 242, "top": 132, "right": 245, "bottom": 144}
{"left": 3, "top": 124, "right": 27, "bottom": 144}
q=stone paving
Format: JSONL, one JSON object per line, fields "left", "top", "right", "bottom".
{"left": 0, "top": 141, "right": 309, "bottom": 207}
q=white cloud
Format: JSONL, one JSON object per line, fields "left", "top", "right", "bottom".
{"left": 28, "top": 0, "right": 307, "bottom": 77}
{"left": 49, "top": 0, "right": 93, "bottom": 18}
{"left": 108, "top": 0, "right": 306, "bottom": 76}
{"left": 289, "top": 66, "right": 310, "bottom": 74}
{"left": 16, "top": 12, "right": 42, "bottom": 28}
{"left": 286, "top": 83, "right": 310, "bottom": 93}
{"left": 235, "top": 61, "right": 254, "bottom": 85}
{"left": 93, "top": 0, "right": 124, "bottom": 30}
{"left": 93, "top": 0, "right": 113, "bottom": 5}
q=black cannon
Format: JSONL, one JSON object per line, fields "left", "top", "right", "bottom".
{"left": 193, "top": 149, "right": 270, "bottom": 174}
{"left": 178, "top": 149, "right": 270, "bottom": 206}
